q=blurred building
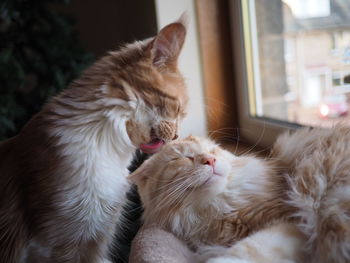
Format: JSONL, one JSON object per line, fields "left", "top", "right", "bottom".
{"left": 254, "top": 0, "right": 350, "bottom": 126}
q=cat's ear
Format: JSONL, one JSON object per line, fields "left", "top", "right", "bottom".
{"left": 127, "top": 166, "right": 149, "bottom": 186}
{"left": 150, "top": 13, "right": 187, "bottom": 69}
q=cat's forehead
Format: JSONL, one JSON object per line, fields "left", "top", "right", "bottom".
{"left": 105, "top": 41, "right": 187, "bottom": 120}
{"left": 120, "top": 70, "right": 186, "bottom": 119}
{"left": 166, "top": 136, "right": 217, "bottom": 155}
{"left": 139, "top": 75, "right": 187, "bottom": 119}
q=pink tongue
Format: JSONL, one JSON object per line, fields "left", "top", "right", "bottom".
{"left": 140, "top": 139, "right": 164, "bottom": 154}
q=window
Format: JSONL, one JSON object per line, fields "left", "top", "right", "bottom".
{"left": 230, "top": 0, "right": 350, "bottom": 146}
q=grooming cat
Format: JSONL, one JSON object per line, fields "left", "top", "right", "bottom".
{"left": 130, "top": 128, "right": 350, "bottom": 263}
{"left": 0, "top": 16, "right": 188, "bottom": 263}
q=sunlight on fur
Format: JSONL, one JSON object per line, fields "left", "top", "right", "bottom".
{"left": 130, "top": 127, "right": 350, "bottom": 263}
{"left": 0, "top": 15, "right": 188, "bottom": 263}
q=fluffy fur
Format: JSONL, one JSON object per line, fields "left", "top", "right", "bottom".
{"left": 0, "top": 16, "right": 188, "bottom": 263}
{"left": 272, "top": 126, "right": 350, "bottom": 263}
{"left": 130, "top": 127, "right": 350, "bottom": 263}
{"left": 198, "top": 223, "right": 305, "bottom": 263}
{"left": 129, "top": 136, "right": 301, "bottom": 262}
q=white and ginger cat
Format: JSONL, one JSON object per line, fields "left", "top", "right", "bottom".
{"left": 0, "top": 16, "right": 188, "bottom": 263}
{"left": 129, "top": 127, "right": 350, "bottom": 263}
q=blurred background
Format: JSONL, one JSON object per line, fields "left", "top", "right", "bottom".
{"left": 248, "top": 0, "right": 350, "bottom": 128}
{"left": 3, "top": 0, "right": 350, "bottom": 148}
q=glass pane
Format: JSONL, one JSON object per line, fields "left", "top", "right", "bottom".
{"left": 245, "top": 0, "right": 350, "bottom": 127}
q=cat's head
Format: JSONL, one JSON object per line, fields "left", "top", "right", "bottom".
{"left": 128, "top": 136, "right": 234, "bottom": 224}
{"left": 69, "top": 15, "right": 188, "bottom": 153}
{"left": 119, "top": 16, "right": 188, "bottom": 153}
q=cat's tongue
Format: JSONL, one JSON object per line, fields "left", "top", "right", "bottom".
{"left": 140, "top": 139, "right": 164, "bottom": 154}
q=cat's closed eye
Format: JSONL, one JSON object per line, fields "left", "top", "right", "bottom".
{"left": 167, "top": 156, "right": 182, "bottom": 162}
{"left": 186, "top": 156, "right": 194, "bottom": 161}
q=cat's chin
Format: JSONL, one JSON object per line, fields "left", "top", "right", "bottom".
{"left": 202, "top": 174, "right": 227, "bottom": 195}
{"left": 140, "top": 138, "right": 164, "bottom": 154}
{"left": 204, "top": 174, "right": 223, "bottom": 186}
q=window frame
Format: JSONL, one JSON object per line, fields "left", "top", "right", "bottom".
{"left": 229, "top": 0, "right": 300, "bottom": 147}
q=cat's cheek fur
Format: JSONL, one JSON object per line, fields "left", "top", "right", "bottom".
{"left": 214, "top": 158, "right": 231, "bottom": 177}
{"left": 126, "top": 119, "right": 152, "bottom": 147}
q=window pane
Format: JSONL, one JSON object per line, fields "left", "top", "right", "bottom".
{"left": 244, "top": 0, "right": 350, "bottom": 127}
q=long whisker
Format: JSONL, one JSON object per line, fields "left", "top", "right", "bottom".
{"left": 155, "top": 175, "right": 200, "bottom": 211}
{"left": 147, "top": 174, "right": 190, "bottom": 195}
{"left": 241, "top": 121, "right": 266, "bottom": 156}
{"left": 146, "top": 175, "right": 191, "bottom": 207}
{"left": 156, "top": 177, "right": 193, "bottom": 207}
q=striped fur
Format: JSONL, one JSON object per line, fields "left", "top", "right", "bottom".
{"left": 272, "top": 126, "right": 350, "bottom": 263}
{"left": 131, "top": 128, "right": 350, "bottom": 262}
{"left": 0, "top": 17, "right": 188, "bottom": 263}
{"left": 129, "top": 136, "right": 295, "bottom": 248}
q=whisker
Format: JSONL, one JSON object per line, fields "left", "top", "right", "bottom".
{"left": 241, "top": 121, "right": 266, "bottom": 156}
{"left": 156, "top": 175, "right": 200, "bottom": 211}
{"left": 148, "top": 174, "right": 190, "bottom": 195}
{"left": 149, "top": 177, "right": 190, "bottom": 207}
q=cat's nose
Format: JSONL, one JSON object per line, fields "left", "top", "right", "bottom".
{"left": 200, "top": 156, "right": 216, "bottom": 167}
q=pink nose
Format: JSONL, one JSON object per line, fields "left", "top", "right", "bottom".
{"left": 201, "top": 156, "right": 216, "bottom": 167}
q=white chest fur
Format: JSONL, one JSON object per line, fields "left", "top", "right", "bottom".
{"left": 50, "top": 115, "right": 136, "bottom": 241}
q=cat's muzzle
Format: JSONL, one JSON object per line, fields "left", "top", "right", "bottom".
{"left": 156, "top": 120, "right": 178, "bottom": 141}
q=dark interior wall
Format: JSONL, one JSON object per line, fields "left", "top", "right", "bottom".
{"left": 55, "top": 0, "right": 158, "bottom": 57}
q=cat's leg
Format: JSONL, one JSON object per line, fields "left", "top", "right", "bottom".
{"left": 197, "top": 246, "right": 254, "bottom": 263}
{"left": 224, "top": 223, "right": 304, "bottom": 263}
{"left": 199, "top": 223, "right": 305, "bottom": 263}
{"left": 196, "top": 245, "right": 229, "bottom": 262}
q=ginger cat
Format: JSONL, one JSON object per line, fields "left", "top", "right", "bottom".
{"left": 0, "top": 16, "right": 188, "bottom": 263}
{"left": 129, "top": 136, "right": 304, "bottom": 262}
{"left": 130, "top": 128, "right": 350, "bottom": 263}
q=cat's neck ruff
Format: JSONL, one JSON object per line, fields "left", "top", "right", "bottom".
{"left": 46, "top": 94, "right": 136, "bottom": 203}
{"left": 225, "top": 157, "right": 274, "bottom": 201}
{"left": 50, "top": 91, "right": 135, "bottom": 161}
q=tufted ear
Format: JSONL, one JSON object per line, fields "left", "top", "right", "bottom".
{"left": 151, "top": 13, "right": 187, "bottom": 69}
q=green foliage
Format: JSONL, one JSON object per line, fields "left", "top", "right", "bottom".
{"left": 0, "top": 0, "right": 93, "bottom": 140}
